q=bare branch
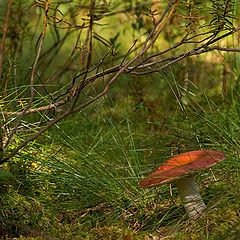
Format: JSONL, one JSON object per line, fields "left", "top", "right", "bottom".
{"left": 1, "top": 1, "right": 239, "bottom": 164}
{"left": 3, "top": 1, "right": 50, "bottom": 150}
{"left": 0, "top": 0, "right": 180, "bottom": 162}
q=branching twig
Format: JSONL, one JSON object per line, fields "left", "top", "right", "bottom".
{"left": 1, "top": 1, "right": 240, "bottom": 164}
{"left": 4, "top": 39, "right": 240, "bottom": 118}
{"left": 3, "top": 1, "right": 49, "bottom": 151}
{"left": 0, "top": 0, "right": 179, "bottom": 163}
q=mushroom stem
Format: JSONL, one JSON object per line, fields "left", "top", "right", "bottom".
{"left": 175, "top": 176, "right": 206, "bottom": 220}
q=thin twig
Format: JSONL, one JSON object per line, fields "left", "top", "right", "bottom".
{"left": 3, "top": 41, "right": 240, "bottom": 118}
{"left": 0, "top": 0, "right": 179, "bottom": 162}
{"left": 3, "top": 1, "right": 49, "bottom": 151}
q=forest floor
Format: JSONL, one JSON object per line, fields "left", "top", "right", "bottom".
{"left": 1, "top": 99, "right": 240, "bottom": 240}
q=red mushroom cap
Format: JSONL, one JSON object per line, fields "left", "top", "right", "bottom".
{"left": 139, "top": 150, "right": 225, "bottom": 188}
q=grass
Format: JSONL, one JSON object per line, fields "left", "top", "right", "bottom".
{"left": 1, "top": 1, "right": 240, "bottom": 238}
{"left": 0, "top": 91, "right": 240, "bottom": 239}
{"left": 1, "top": 57, "right": 240, "bottom": 239}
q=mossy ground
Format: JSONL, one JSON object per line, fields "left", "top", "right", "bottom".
{"left": 1, "top": 101, "right": 239, "bottom": 240}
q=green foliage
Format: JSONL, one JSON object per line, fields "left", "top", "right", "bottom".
{"left": 210, "top": 0, "right": 236, "bottom": 31}
{"left": 1, "top": 93, "right": 240, "bottom": 239}
{"left": 0, "top": 0, "right": 240, "bottom": 239}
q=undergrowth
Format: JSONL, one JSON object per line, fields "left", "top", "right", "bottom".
{"left": 0, "top": 94, "right": 240, "bottom": 239}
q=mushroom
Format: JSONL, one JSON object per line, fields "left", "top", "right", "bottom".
{"left": 139, "top": 150, "right": 225, "bottom": 220}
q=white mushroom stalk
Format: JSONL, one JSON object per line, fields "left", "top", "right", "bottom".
{"left": 175, "top": 176, "right": 206, "bottom": 220}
